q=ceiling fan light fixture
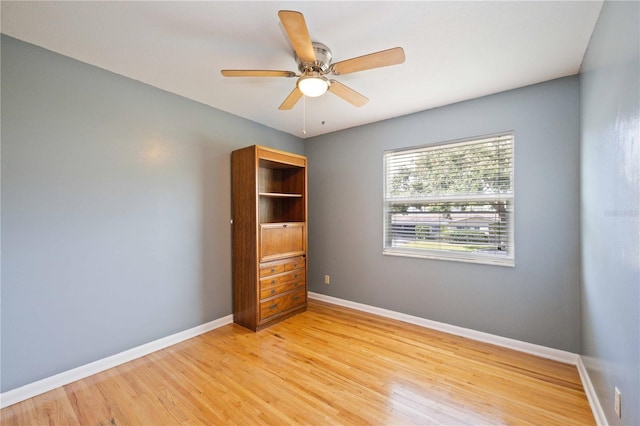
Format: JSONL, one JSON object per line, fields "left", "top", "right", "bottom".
{"left": 221, "top": 11, "right": 404, "bottom": 110}
{"left": 297, "top": 73, "right": 329, "bottom": 97}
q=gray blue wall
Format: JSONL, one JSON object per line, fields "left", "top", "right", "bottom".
{"left": 3, "top": 6, "right": 639, "bottom": 422}
{"left": 306, "top": 76, "right": 581, "bottom": 352}
{"left": 0, "top": 35, "right": 303, "bottom": 392}
{"left": 580, "top": 1, "right": 639, "bottom": 424}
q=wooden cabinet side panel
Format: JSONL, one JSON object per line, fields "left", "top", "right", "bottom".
{"left": 231, "top": 147, "right": 258, "bottom": 330}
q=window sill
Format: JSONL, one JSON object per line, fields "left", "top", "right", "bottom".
{"left": 383, "top": 248, "right": 515, "bottom": 267}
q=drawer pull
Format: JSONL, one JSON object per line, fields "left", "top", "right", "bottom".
{"left": 293, "top": 296, "right": 300, "bottom": 301}
{"left": 293, "top": 263, "right": 298, "bottom": 268}
{"left": 294, "top": 282, "right": 298, "bottom": 287}
{"left": 270, "top": 304, "right": 278, "bottom": 310}
{"left": 294, "top": 274, "right": 298, "bottom": 278}
{"left": 271, "top": 279, "right": 275, "bottom": 284}
{"left": 271, "top": 289, "right": 275, "bottom": 295}
{"left": 283, "top": 224, "right": 288, "bottom": 228}
{"left": 270, "top": 268, "right": 275, "bottom": 273}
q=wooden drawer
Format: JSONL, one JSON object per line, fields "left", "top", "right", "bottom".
{"left": 260, "top": 273, "right": 305, "bottom": 299}
{"left": 260, "top": 269, "right": 305, "bottom": 290}
{"left": 260, "top": 288, "right": 306, "bottom": 321}
{"left": 259, "top": 256, "right": 305, "bottom": 278}
{"left": 260, "top": 223, "right": 305, "bottom": 262}
{"left": 259, "top": 262, "right": 285, "bottom": 277}
{"left": 284, "top": 256, "right": 305, "bottom": 271}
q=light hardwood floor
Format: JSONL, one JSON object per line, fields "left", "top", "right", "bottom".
{"left": 2, "top": 299, "right": 594, "bottom": 425}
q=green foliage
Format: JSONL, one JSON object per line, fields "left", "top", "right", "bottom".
{"left": 386, "top": 138, "right": 513, "bottom": 255}
{"left": 415, "top": 224, "right": 440, "bottom": 240}
{"left": 387, "top": 140, "right": 512, "bottom": 198}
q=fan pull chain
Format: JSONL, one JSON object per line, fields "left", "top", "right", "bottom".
{"left": 302, "top": 95, "right": 307, "bottom": 135}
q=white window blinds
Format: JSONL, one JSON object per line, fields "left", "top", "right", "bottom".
{"left": 383, "top": 133, "right": 514, "bottom": 266}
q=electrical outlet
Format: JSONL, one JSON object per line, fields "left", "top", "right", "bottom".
{"left": 324, "top": 275, "right": 330, "bottom": 285}
{"left": 614, "top": 387, "right": 621, "bottom": 418}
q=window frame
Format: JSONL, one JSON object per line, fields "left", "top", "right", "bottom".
{"left": 383, "top": 132, "right": 515, "bottom": 267}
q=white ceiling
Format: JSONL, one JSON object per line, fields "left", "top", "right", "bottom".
{"left": 1, "top": 1, "right": 602, "bottom": 139}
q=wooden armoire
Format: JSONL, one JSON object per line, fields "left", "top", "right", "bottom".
{"left": 231, "top": 145, "right": 307, "bottom": 331}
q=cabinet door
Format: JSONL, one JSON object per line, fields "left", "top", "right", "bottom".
{"left": 260, "top": 223, "right": 305, "bottom": 262}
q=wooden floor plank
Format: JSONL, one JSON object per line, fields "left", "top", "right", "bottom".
{"left": 1, "top": 299, "right": 594, "bottom": 425}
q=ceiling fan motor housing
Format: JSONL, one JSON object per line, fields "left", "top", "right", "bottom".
{"left": 297, "top": 42, "right": 332, "bottom": 73}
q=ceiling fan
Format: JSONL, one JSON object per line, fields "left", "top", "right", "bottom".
{"left": 221, "top": 10, "right": 405, "bottom": 110}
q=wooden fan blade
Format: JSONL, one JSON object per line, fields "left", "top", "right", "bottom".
{"left": 328, "top": 80, "right": 368, "bottom": 107}
{"left": 331, "top": 47, "right": 405, "bottom": 75}
{"left": 279, "top": 87, "right": 303, "bottom": 110}
{"left": 278, "top": 10, "right": 316, "bottom": 63}
{"left": 221, "top": 70, "right": 296, "bottom": 77}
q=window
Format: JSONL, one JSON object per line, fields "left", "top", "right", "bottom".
{"left": 383, "top": 133, "right": 514, "bottom": 266}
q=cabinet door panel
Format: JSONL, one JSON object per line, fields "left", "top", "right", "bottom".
{"left": 260, "top": 223, "right": 305, "bottom": 262}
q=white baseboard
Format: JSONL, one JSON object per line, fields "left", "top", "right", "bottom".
{"left": 3, "top": 295, "right": 605, "bottom": 425}
{"left": 576, "top": 356, "right": 608, "bottom": 426}
{"left": 309, "top": 292, "right": 578, "bottom": 365}
{"left": 0, "top": 314, "right": 233, "bottom": 409}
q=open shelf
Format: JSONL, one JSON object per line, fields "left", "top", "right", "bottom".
{"left": 258, "top": 160, "right": 305, "bottom": 224}
{"left": 259, "top": 192, "right": 303, "bottom": 198}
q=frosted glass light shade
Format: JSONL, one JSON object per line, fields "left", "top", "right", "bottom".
{"left": 297, "top": 74, "right": 329, "bottom": 97}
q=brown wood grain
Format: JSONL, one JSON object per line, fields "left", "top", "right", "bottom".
{"left": 231, "top": 146, "right": 259, "bottom": 329}
{"left": 259, "top": 223, "right": 305, "bottom": 262}
{"left": 0, "top": 300, "right": 595, "bottom": 425}
{"left": 232, "top": 145, "right": 307, "bottom": 331}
